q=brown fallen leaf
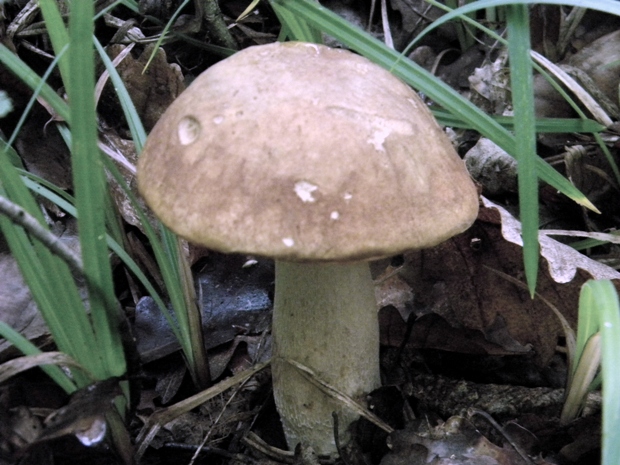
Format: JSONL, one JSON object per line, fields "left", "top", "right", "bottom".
{"left": 0, "top": 405, "right": 43, "bottom": 453}
{"left": 100, "top": 44, "right": 185, "bottom": 132}
{"left": 389, "top": 197, "right": 620, "bottom": 366}
{"left": 375, "top": 265, "right": 414, "bottom": 319}
{"left": 380, "top": 307, "right": 532, "bottom": 357}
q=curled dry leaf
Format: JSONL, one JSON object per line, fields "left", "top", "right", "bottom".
{"left": 468, "top": 51, "right": 511, "bottom": 115}
{"left": 482, "top": 197, "right": 620, "bottom": 283}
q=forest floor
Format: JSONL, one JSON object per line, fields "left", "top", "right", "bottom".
{"left": 1, "top": 1, "right": 620, "bottom": 465}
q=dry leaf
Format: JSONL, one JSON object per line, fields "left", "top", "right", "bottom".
{"left": 389, "top": 197, "right": 620, "bottom": 365}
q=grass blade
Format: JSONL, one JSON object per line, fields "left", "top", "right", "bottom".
{"left": 19, "top": 170, "right": 183, "bottom": 351}
{"left": 0, "top": 164, "right": 98, "bottom": 386}
{"left": 37, "top": 0, "right": 70, "bottom": 87}
{"left": 271, "top": 2, "right": 323, "bottom": 43}
{"left": 506, "top": 4, "right": 538, "bottom": 294}
{"left": 433, "top": 112, "right": 604, "bottom": 133}
{"left": 575, "top": 281, "right": 620, "bottom": 465}
{"left": 406, "top": 0, "right": 620, "bottom": 40}
{"left": 65, "top": 1, "right": 126, "bottom": 379}
{"left": 0, "top": 321, "right": 76, "bottom": 393}
{"left": 102, "top": 154, "right": 211, "bottom": 387}
{"left": 0, "top": 44, "right": 69, "bottom": 122}
{"left": 94, "top": 37, "right": 147, "bottom": 152}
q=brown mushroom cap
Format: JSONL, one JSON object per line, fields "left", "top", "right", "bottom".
{"left": 137, "top": 41, "right": 479, "bottom": 261}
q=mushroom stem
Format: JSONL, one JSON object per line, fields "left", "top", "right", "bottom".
{"left": 272, "top": 260, "right": 381, "bottom": 455}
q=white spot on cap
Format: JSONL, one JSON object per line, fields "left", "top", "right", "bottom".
{"left": 407, "top": 98, "right": 420, "bottom": 109}
{"left": 178, "top": 116, "right": 201, "bottom": 145}
{"left": 213, "top": 115, "right": 225, "bottom": 124}
{"left": 330, "top": 211, "right": 340, "bottom": 220}
{"left": 343, "top": 192, "right": 353, "bottom": 201}
{"left": 355, "top": 63, "right": 369, "bottom": 74}
{"left": 303, "top": 43, "right": 321, "bottom": 54}
{"left": 283, "top": 237, "right": 295, "bottom": 247}
{"left": 367, "top": 126, "right": 391, "bottom": 152}
{"left": 294, "top": 181, "right": 318, "bottom": 203}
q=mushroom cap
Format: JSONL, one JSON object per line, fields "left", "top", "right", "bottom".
{"left": 137, "top": 42, "right": 479, "bottom": 262}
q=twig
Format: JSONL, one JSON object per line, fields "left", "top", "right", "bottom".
{"left": 135, "top": 361, "right": 269, "bottom": 462}
{"left": 468, "top": 408, "right": 536, "bottom": 465}
{"left": 332, "top": 412, "right": 352, "bottom": 465}
{"left": 161, "top": 442, "right": 256, "bottom": 463}
{"left": 0, "top": 195, "right": 83, "bottom": 276}
{"left": 194, "top": 0, "right": 237, "bottom": 50}
{"left": 188, "top": 371, "right": 250, "bottom": 465}
{"left": 284, "top": 358, "right": 393, "bottom": 434}
{"left": 242, "top": 432, "right": 295, "bottom": 463}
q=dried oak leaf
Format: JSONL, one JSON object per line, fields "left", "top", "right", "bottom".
{"left": 388, "top": 197, "right": 619, "bottom": 365}
{"left": 483, "top": 197, "right": 620, "bottom": 283}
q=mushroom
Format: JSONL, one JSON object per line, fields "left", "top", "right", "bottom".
{"left": 137, "top": 41, "right": 479, "bottom": 455}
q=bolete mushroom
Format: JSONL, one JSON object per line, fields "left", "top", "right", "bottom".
{"left": 137, "top": 41, "right": 479, "bottom": 455}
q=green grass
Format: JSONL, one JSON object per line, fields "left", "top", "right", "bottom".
{"left": 0, "top": 0, "right": 133, "bottom": 454}
{"left": 0, "top": 2, "right": 211, "bottom": 457}
{"left": 562, "top": 280, "right": 620, "bottom": 465}
{"left": 505, "top": 4, "right": 539, "bottom": 293}
{"left": 0, "top": 0, "right": 210, "bottom": 391}
{"left": 0, "top": 2, "right": 120, "bottom": 389}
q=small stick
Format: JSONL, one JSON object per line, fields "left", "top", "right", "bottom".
{"left": 0, "top": 195, "right": 83, "bottom": 276}
{"left": 285, "top": 358, "right": 393, "bottom": 434}
{"left": 468, "top": 408, "right": 536, "bottom": 465}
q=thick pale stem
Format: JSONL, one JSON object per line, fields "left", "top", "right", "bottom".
{"left": 271, "top": 260, "right": 381, "bottom": 456}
